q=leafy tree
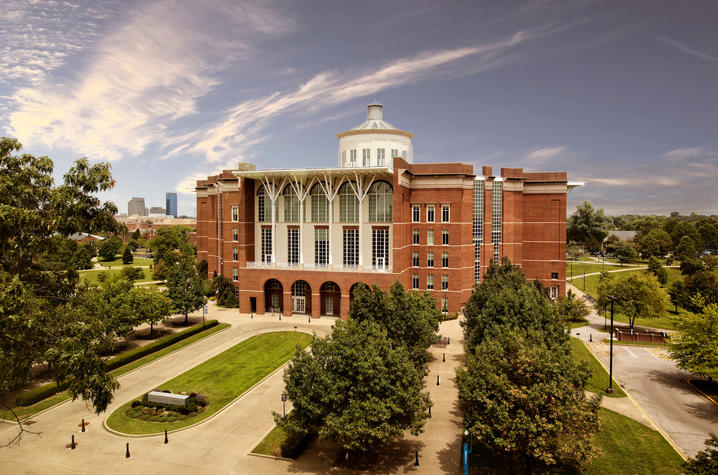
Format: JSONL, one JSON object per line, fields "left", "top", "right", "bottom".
{"left": 669, "top": 304, "right": 718, "bottom": 381}
{"left": 0, "top": 137, "right": 120, "bottom": 425}
{"left": 596, "top": 271, "right": 614, "bottom": 316}
{"left": 681, "top": 258, "right": 706, "bottom": 277}
{"left": 614, "top": 240, "right": 638, "bottom": 265}
{"left": 131, "top": 229, "right": 141, "bottom": 240}
{"left": 677, "top": 235, "right": 698, "bottom": 261}
{"left": 640, "top": 229, "right": 672, "bottom": 257}
{"left": 609, "top": 273, "right": 667, "bottom": 329}
{"left": 567, "top": 201, "right": 609, "bottom": 252}
{"left": 457, "top": 328, "right": 601, "bottom": 472}
{"left": 98, "top": 236, "right": 122, "bottom": 261}
{"left": 166, "top": 258, "right": 206, "bottom": 325}
{"left": 276, "top": 319, "right": 430, "bottom": 456}
{"left": 152, "top": 259, "right": 168, "bottom": 281}
{"left": 126, "top": 286, "right": 173, "bottom": 336}
{"left": 122, "top": 245, "right": 133, "bottom": 265}
{"left": 685, "top": 271, "right": 718, "bottom": 311}
{"left": 684, "top": 433, "right": 718, "bottom": 474}
{"left": 120, "top": 266, "right": 143, "bottom": 283}
{"left": 197, "top": 258, "right": 208, "bottom": 278}
{"left": 566, "top": 241, "right": 584, "bottom": 260}
{"left": 555, "top": 289, "right": 590, "bottom": 323}
{"left": 647, "top": 256, "right": 668, "bottom": 285}
{"left": 71, "top": 245, "right": 94, "bottom": 270}
{"left": 126, "top": 239, "right": 140, "bottom": 252}
{"left": 149, "top": 226, "right": 194, "bottom": 266}
{"left": 212, "top": 275, "right": 238, "bottom": 307}
{"left": 604, "top": 234, "right": 621, "bottom": 256}
{"left": 349, "top": 282, "right": 440, "bottom": 369}
{"left": 669, "top": 280, "right": 689, "bottom": 313}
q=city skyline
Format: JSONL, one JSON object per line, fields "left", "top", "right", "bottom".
{"left": 1, "top": 0, "right": 717, "bottom": 216}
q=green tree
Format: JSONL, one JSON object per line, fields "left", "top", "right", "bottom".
{"left": 614, "top": 240, "right": 638, "bottom": 266}
{"left": 98, "top": 236, "right": 122, "bottom": 261}
{"left": 277, "top": 319, "right": 430, "bottom": 457}
{"left": 555, "top": 289, "right": 590, "bottom": 323}
{"left": 669, "top": 304, "right": 718, "bottom": 381}
{"left": 610, "top": 273, "right": 667, "bottom": 329}
{"left": 166, "top": 258, "right": 206, "bottom": 325}
{"left": 152, "top": 259, "right": 168, "bottom": 281}
{"left": 647, "top": 256, "right": 668, "bottom": 285}
{"left": 456, "top": 329, "right": 601, "bottom": 472}
{"left": 126, "top": 238, "right": 140, "bottom": 252}
{"left": 596, "top": 271, "right": 614, "bottom": 316}
{"left": 131, "top": 229, "right": 141, "bottom": 240}
{"left": 197, "top": 258, "right": 208, "bottom": 278}
{"left": 212, "top": 275, "right": 238, "bottom": 307}
{"left": 71, "top": 245, "right": 94, "bottom": 270}
{"left": 684, "top": 433, "right": 718, "bottom": 474}
{"left": 120, "top": 266, "right": 143, "bottom": 283}
{"left": 126, "top": 286, "right": 173, "bottom": 337}
{"left": 149, "top": 226, "right": 194, "bottom": 266}
{"left": 567, "top": 201, "right": 609, "bottom": 252}
{"left": 677, "top": 235, "right": 698, "bottom": 261}
{"left": 685, "top": 271, "right": 718, "bottom": 311}
{"left": 0, "top": 137, "right": 120, "bottom": 424}
{"left": 122, "top": 245, "right": 133, "bottom": 265}
{"left": 669, "top": 280, "right": 689, "bottom": 313}
{"left": 566, "top": 241, "right": 584, "bottom": 260}
{"left": 640, "top": 228, "right": 672, "bottom": 257}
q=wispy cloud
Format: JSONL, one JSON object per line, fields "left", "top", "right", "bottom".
{"left": 6, "top": 0, "right": 291, "bottom": 162}
{"left": 654, "top": 35, "right": 718, "bottom": 63}
{"left": 525, "top": 145, "right": 567, "bottom": 164}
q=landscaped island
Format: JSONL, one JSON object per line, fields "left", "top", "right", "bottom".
{"left": 106, "top": 331, "right": 313, "bottom": 434}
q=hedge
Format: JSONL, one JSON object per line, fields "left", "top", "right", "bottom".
{"left": 16, "top": 320, "right": 219, "bottom": 407}
{"left": 281, "top": 431, "right": 313, "bottom": 459}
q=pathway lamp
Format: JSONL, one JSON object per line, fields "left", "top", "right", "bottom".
{"left": 606, "top": 295, "right": 616, "bottom": 394}
{"left": 281, "top": 393, "right": 287, "bottom": 418}
{"left": 463, "top": 429, "right": 470, "bottom": 475}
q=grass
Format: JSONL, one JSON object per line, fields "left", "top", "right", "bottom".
{"left": 567, "top": 318, "right": 589, "bottom": 329}
{"left": 106, "top": 331, "right": 313, "bottom": 434}
{"left": 80, "top": 267, "right": 153, "bottom": 285}
{"left": 570, "top": 337, "right": 626, "bottom": 398}
{"left": 566, "top": 261, "right": 626, "bottom": 278}
{"left": 96, "top": 256, "right": 154, "bottom": 267}
{"left": 0, "top": 323, "right": 229, "bottom": 421}
{"left": 253, "top": 425, "right": 291, "bottom": 457}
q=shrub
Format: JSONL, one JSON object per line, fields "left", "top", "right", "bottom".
{"left": 281, "top": 431, "right": 313, "bottom": 459}
{"left": 131, "top": 400, "right": 141, "bottom": 408}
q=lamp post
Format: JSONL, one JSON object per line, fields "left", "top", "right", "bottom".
{"left": 570, "top": 260, "right": 573, "bottom": 280}
{"left": 606, "top": 296, "right": 616, "bottom": 394}
{"left": 463, "top": 429, "right": 472, "bottom": 475}
{"left": 281, "top": 393, "right": 287, "bottom": 418}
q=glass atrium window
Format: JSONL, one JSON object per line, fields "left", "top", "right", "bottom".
{"left": 368, "top": 181, "right": 392, "bottom": 222}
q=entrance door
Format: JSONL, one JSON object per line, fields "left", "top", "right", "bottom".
{"left": 293, "top": 296, "right": 306, "bottom": 313}
{"left": 376, "top": 257, "right": 385, "bottom": 270}
{"left": 325, "top": 296, "right": 334, "bottom": 315}
{"left": 271, "top": 293, "right": 280, "bottom": 312}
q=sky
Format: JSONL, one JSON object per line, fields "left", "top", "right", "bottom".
{"left": 1, "top": 0, "right": 717, "bottom": 217}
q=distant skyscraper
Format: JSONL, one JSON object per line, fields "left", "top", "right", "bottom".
{"left": 149, "top": 206, "right": 166, "bottom": 215}
{"left": 166, "top": 192, "right": 178, "bottom": 217}
{"left": 128, "top": 197, "right": 147, "bottom": 216}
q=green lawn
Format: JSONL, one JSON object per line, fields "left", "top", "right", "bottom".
{"left": 570, "top": 338, "right": 626, "bottom": 398}
{"left": 95, "top": 256, "right": 153, "bottom": 267}
{"left": 253, "top": 425, "right": 291, "bottom": 458}
{"left": 0, "top": 323, "right": 230, "bottom": 421}
{"left": 566, "top": 261, "right": 626, "bottom": 278}
{"left": 80, "top": 267, "right": 153, "bottom": 285}
{"left": 106, "top": 331, "right": 313, "bottom": 434}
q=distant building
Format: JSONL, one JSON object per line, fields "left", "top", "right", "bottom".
{"left": 116, "top": 215, "right": 196, "bottom": 241}
{"left": 166, "top": 192, "right": 178, "bottom": 218}
{"left": 604, "top": 231, "right": 636, "bottom": 242}
{"left": 128, "top": 197, "right": 147, "bottom": 216}
{"left": 68, "top": 233, "right": 105, "bottom": 244}
{"left": 149, "top": 206, "right": 167, "bottom": 215}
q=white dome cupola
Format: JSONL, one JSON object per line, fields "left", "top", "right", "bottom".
{"left": 337, "top": 104, "right": 413, "bottom": 168}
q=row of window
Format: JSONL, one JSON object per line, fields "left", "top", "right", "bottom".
{"left": 412, "top": 229, "right": 450, "bottom": 245}
{"left": 411, "top": 204, "right": 450, "bottom": 223}
{"left": 253, "top": 181, "right": 393, "bottom": 224}
{"left": 341, "top": 148, "right": 406, "bottom": 167}
{"left": 411, "top": 273, "right": 449, "bottom": 291}
{"left": 412, "top": 251, "right": 449, "bottom": 268}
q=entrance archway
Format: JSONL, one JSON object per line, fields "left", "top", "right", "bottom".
{"left": 291, "top": 280, "right": 311, "bottom": 314}
{"left": 320, "top": 282, "right": 341, "bottom": 316}
{"left": 264, "top": 279, "right": 283, "bottom": 314}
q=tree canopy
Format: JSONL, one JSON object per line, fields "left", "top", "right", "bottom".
{"left": 599, "top": 272, "right": 667, "bottom": 329}
{"left": 166, "top": 257, "right": 207, "bottom": 325}
{"left": 669, "top": 303, "right": 718, "bottom": 380}
{"left": 567, "top": 200, "right": 609, "bottom": 252}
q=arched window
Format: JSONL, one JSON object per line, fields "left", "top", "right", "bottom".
{"left": 257, "top": 185, "right": 269, "bottom": 222}
{"left": 311, "top": 183, "right": 328, "bottom": 222}
{"left": 339, "top": 182, "right": 358, "bottom": 222}
{"left": 368, "top": 181, "right": 393, "bottom": 222}
{"left": 283, "top": 186, "right": 299, "bottom": 222}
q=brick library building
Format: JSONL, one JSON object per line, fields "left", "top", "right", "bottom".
{"left": 195, "top": 104, "right": 579, "bottom": 318}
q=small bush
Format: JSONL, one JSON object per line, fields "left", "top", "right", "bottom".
{"left": 131, "top": 400, "right": 141, "bottom": 408}
{"left": 281, "top": 431, "right": 312, "bottom": 459}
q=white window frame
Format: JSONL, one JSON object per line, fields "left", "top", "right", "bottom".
{"left": 232, "top": 267, "right": 238, "bottom": 282}
{"left": 412, "top": 274, "right": 419, "bottom": 290}
{"left": 441, "top": 204, "right": 450, "bottom": 223}
{"left": 427, "top": 274, "right": 434, "bottom": 290}
{"left": 232, "top": 228, "right": 238, "bottom": 242}
{"left": 442, "top": 229, "right": 449, "bottom": 245}
{"left": 412, "top": 251, "right": 419, "bottom": 267}
{"left": 426, "top": 204, "right": 435, "bottom": 223}
{"left": 427, "top": 229, "right": 434, "bottom": 246}
{"left": 427, "top": 251, "right": 434, "bottom": 267}
{"left": 412, "top": 205, "right": 420, "bottom": 223}
{"left": 231, "top": 205, "right": 239, "bottom": 222}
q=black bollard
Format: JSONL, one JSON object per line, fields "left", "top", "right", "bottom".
{"left": 447, "top": 337, "right": 450, "bottom": 345}
{"left": 279, "top": 314, "right": 282, "bottom": 321}
{"left": 71, "top": 435, "right": 75, "bottom": 450}
{"left": 442, "top": 353, "right": 445, "bottom": 362}
{"left": 126, "top": 442, "right": 130, "bottom": 458}
{"left": 164, "top": 429, "right": 168, "bottom": 444}
{"left": 428, "top": 406, "right": 431, "bottom": 417}
{"left": 81, "top": 418, "right": 85, "bottom": 432}
{"left": 251, "top": 312, "right": 253, "bottom": 319}
{"left": 590, "top": 333, "right": 593, "bottom": 342}
{"left": 415, "top": 450, "right": 419, "bottom": 466}
{"left": 436, "top": 374, "right": 440, "bottom": 386}
{"left": 308, "top": 315, "right": 311, "bottom": 323}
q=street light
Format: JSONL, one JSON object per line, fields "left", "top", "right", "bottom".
{"left": 463, "top": 429, "right": 472, "bottom": 475}
{"left": 606, "top": 295, "right": 616, "bottom": 394}
{"left": 281, "top": 393, "right": 287, "bottom": 418}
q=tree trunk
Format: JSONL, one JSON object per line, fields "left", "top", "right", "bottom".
{"left": 149, "top": 322, "right": 153, "bottom": 337}
{"left": 184, "top": 312, "right": 188, "bottom": 325}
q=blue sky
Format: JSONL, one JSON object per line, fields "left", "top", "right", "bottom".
{"left": 1, "top": 0, "right": 717, "bottom": 217}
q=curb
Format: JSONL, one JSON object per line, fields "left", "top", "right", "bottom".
{"left": 246, "top": 452, "right": 294, "bottom": 462}
{"left": 686, "top": 379, "right": 718, "bottom": 408}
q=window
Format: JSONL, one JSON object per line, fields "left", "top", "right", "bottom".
{"left": 343, "top": 228, "right": 359, "bottom": 267}
{"left": 473, "top": 179, "right": 484, "bottom": 283}
{"left": 232, "top": 247, "right": 238, "bottom": 261}
{"left": 257, "top": 185, "right": 271, "bottom": 222}
{"left": 368, "top": 181, "right": 392, "bottom": 222}
{"left": 341, "top": 150, "right": 346, "bottom": 167}
{"left": 550, "top": 286, "right": 559, "bottom": 299}
{"left": 412, "top": 274, "right": 419, "bottom": 290}
{"left": 315, "top": 228, "right": 328, "bottom": 266}
{"left": 413, "top": 229, "right": 419, "bottom": 244}
{"left": 412, "top": 251, "right": 419, "bottom": 267}
{"left": 350, "top": 149, "right": 357, "bottom": 167}
{"left": 362, "top": 148, "right": 370, "bottom": 167}
{"left": 441, "top": 274, "right": 448, "bottom": 290}
{"left": 427, "top": 229, "right": 434, "bottom": 245}
{"left": 441, "top": 297, "right": 448, "bottom": 313}
{"left": 441, "top": 205, "right": 450, "bottom": 223}
{"left": 492, "top": 180, "right": 502, "bottom": 262}
{"left": 231, "top": 205, "right": 239, "bottom": 222}
{"left": 232, "top": 267, "right": 238, "bottom": 282}
{"left": 311, "top": 183, "right": 328, "bottom": 222}
{"left": 427, "top": 205, "right": 435, "bottom": 223}
{"left": 442, "top": 251, "right": 449, "bottom": 268}
{"left": 372, "top": 228, "right": 389, "bottom": 269}
{"left": 283, "top": 186, "right": 299, "bottom": 222}
{"left": 442, "top": 229, "right": 449, "bottom": 245}
{"left": 261, "top": 228, "right": 272, "bottom": 263}
{"left": 427, "top": 274, "right": 434, "bottom": 290}
{"left": 412, "top": 205, "right": 420, "bottom": 222}
{"left": 339, "top": 182, "right": 358, "bottom": 222}
{"left": 232, "top": 228, "right": 238, "bottom": 241}
{"left": 402, "top": 150, "right": 407, "bottom": 159}
{"left": 391, "top": 148, "right": 398, "bottom": 159}
{"left": 427, "top": 251, "right": 434, "bottom": 267}
{"left": 377, "top": 148, "right": 385, "bottom": 166}
{"left": 288, "top": 228, "right": 299, "bottom": 265}
{"left": 551, "top": 272, "right": 559, "bottom": 280}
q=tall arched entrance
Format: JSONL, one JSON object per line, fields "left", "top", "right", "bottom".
{"left": 291, "top": 280, "right": 311, "bottom": 314}
{"left": 264, "top": 279, "right": 283, "bottom": 313}
{"left": 320, "top": 282, "right": 341, "bottom": 316}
